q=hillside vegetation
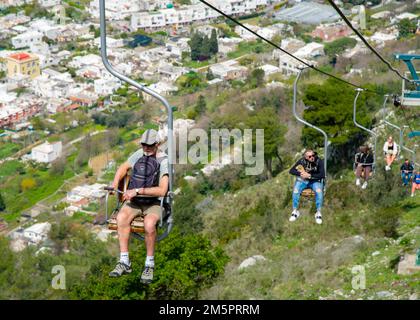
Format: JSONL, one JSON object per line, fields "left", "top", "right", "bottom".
{"left": 198, "top": 168, "right": 419, "bottom": 299}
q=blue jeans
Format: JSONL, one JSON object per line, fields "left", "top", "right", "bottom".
{"left": 292, "top": 178, "right": 324, "bottom": 211}
{"left": 401, "top": 172, "right": 412, "bottom": 185}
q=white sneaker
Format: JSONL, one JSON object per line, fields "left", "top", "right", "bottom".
{"left": 315, "top": 211, "right": 322, "bottom": 224}
{"left": 411, "top": 194, "right": 415, "bottom": 197}
{"left": 361, "top": 182, "right": 368, "bottom": 189}
{"left": 356, "top": 179, "right": 361, "bottom": 186}
{"left": 385, "top": 165, "right": 390, "bottom": 171}
{"left": 289, "top": 210, "right": 300, "bottom": 222}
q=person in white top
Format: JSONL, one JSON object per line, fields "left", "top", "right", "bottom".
{"left": 383, "top": 136, "right": 398, "bottom": 171}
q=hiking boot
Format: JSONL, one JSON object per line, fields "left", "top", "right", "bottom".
{"left": 289, "top": 209, "right": 300, "bottom": 222}
{"left": 315, "top": 212, "right": 323, "bottom": 225}
{"left": 361, "top": 181, "right": 368, "bottom": 189}
{"left": 109, "top": 262, "right": 132, "bottom": 277}
{"left": 355, "top": 179, "right": 361, "bottom": 187}
{"left": 140, "top": 266, "right": 154, "bottom": 284}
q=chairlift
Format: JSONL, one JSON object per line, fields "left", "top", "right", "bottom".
{"left": 394, "top": 54, "right": 420, "bottom": 107}
{"left": 292, "top": 68, "right": 328, "bottom": 199}
{"left": 353, "top": 88, "right": 377, "bottom": 176}
{"left": 99, "top": 0, "right": 174, "bottom": 242}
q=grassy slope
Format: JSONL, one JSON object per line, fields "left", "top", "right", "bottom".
{"left": 199, "top": 169, "right": 419, "bottom": 300}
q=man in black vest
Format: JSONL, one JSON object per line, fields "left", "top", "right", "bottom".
{"left": 108, "top": 129, "right": 169, "bottom": 284}
{"left": 400, "top": 159, "right": 414, "bottom": 186}
{"left": 289, "top": 149, "right": 325, "bottom": 224}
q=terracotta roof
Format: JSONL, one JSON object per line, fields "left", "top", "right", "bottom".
{"left": 9, "top": 52, "right": 31, "bottom": 61}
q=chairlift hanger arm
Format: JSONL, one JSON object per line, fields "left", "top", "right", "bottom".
{"left": 293, "top": 68, "right": 328, "bottom": 177}
{"left": 99, "top": 0, "right": 173, "bottom": 194}
{"left": 353, "top": 89, "right": 378, "bottom": 169}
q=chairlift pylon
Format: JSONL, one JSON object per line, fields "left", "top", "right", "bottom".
{"left": 394, "top": 54, "right": 420, "bottom": 107}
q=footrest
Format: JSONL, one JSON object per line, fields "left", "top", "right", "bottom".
{"left": 108, "top": 214, "right": 145, "bottom": 233}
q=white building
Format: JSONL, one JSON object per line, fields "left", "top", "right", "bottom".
{"left": 395, "top": 12, "right": 418, "bottom": 21}
{"left": 31, "top": 141, "right": 62, "bottom": 163}
{"left": 23, "top": 222, "right": 51, "bottom": 245}
{"left": 39, "top": 0, "right": 61, "bottom": 7}
{"left": 0, "top": 0, "right": 26, "bottom": 8}
{"left": 370, "top": 31, "right": 397, "bottom": 43}
{"left": 67, "top": 183, "right": 107, "bottom": 201}
{"left": 277, "top": 54, "right": 314, "bottom": 76}
{"left": 209, "top": 60, "right": 248, "bottom": 80}
{"left": 94, "top": 37, "right": 125, "bottom": 49}
{"left": 258, "top": 64, "right": 281, "bottom": 79}
{"left": 371, "top": 11, "right": 391, "bottom": 20}
{"left": 89, "top": 0, "right": 142, "bottom": 21}
{"left": 94, "top": 78, "right": 121, "bottom": 95}
{"left": 294, "top": 42, "right": 325, "bottom": 59}
{"left": 130, "top": 0, "right": 268, "bottom": 31}
{"left": 143, "top": 81, "right": 177, "bottom": 101}
{"left": 11, "top": 31, "right": 43, "bottom": 49}
{"left": 157, "top": 64, "right": 189, "bottom": 82}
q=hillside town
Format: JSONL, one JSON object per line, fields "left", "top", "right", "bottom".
{"left": 0, "top": 0, "right": 419, "bottom": 301}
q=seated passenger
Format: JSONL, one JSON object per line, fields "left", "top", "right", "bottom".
{"left": 289, "top": 149, "right": 325, "bottom": 225}
{"left": 411, "top": 170, "right": 420, "bottom": 197}
{"left": 383, "top": 136, "right": 398, "bottom": 171}
{"left": 108, "top": 129, "right": 169, "bottom": 284}
{"left": 355, "top": 145, "right": 373, "bottom": 189}
{"left": 400, "top": 159, "right": 414, "bottom": 186}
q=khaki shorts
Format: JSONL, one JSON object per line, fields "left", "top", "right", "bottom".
{"left": 121, "top": 201, "right": 162, "bottom": 221}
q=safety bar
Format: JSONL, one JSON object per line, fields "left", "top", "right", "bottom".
{"left": 353, "top": 88, "right": 377, "bottom": 171}
{"left": 99, "top": 0, "right": 174, "bottom": 197}
{"left": 293, "top": 68, "right": 328, "bottom": 179}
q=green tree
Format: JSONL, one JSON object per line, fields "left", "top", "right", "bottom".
{"left": 302, "top": 78, "right": 375, "bottom": 170}
{"left": 245, "top": 108, "right": 287, "bottom": 178}
{"left": 199, "top": 35, "right": 212, "bottom": 61}
{"left": 210, "top": 29, "right": 219, "bottom": 55}
{"left": 397, "top": 18, "right": 417, "bottom": 39}
{"left": 247, "top": 68, "right": 265, "bottom": 89}
{"left": 189, "top": 32, "right": 203, "bottom": 61}
{"left": 206, "top": 68, "right": 215, "bottom": 81}
{"left": 324, "top": 37, "right": 357, "bottom": 61}
{"left": 176, "top": 72, "right": 207, "bottom": 94}
{"left": 68, "top": 229, "right": 228, "bottom": 299}
{"left": 0, "top": 192, "right": 5, "bottom": 211}
{"left": 195, "top": 95, "right": 207, "bottom": 116}
{"left": 50, "top": 157, "right": 66, "bottom": 176}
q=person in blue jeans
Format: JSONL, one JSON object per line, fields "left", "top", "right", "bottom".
{"left": 400, "top": 159, "right": 414, "bottom": 186}
{"left": 411, "top": 170, "right": 420, "bottom": 197}
{"left": 289, "top": 149, "right": 325, "bottom": 224}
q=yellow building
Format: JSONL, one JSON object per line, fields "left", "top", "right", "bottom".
{"left": 6, "top": 52, "right": 40, "bottom": 79}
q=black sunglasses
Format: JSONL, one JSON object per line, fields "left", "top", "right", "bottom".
{"left": 141, "top": 143, "right": 157, "bottom": 147}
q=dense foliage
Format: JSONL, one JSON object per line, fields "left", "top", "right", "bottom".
{"left": 302, "top": 78, "right": 379, "bottom": 170}
{"left": 69, "top": 229, "right": 228, "bottom": 300}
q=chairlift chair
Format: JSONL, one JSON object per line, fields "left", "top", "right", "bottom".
{"left": 292, "top": 68, "right": 328, "bottom": 199}
{"left": 353, "top": 88, "right": 378, "bottom": 174}
{"left": 104, "top": 172, "right": 173, "bottom": 242}
{"left": 99, "top": 0, "right": 174, "bottom": 241}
